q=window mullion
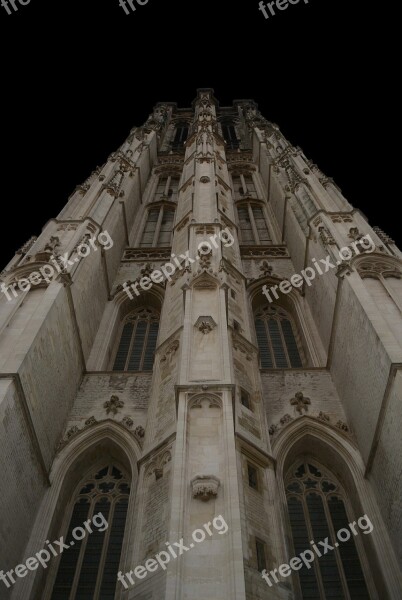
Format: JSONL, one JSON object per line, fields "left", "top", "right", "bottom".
{"left": 93, "top": 500, "right": 115, "bottom": 600}
{"left": 324, "top": 495, "right": 352, "bottom": 600}
{"left": 240, "top": 174, "right": 247, "bottom": 195}
{"left": 265, "top": 318, "right": 276, "bottom": 368}
{"left": 153, "top": 206, "right": 164, "bottom": 246}
{"left": 279, "top": 319, "right": 292, "bottom": 368}
{"left": 301, "top": 485, "right": 326, "bottom": 599}
{"left": 248, "top": 204, "right": 260, "bottom": 244}
{"left": 139, "top": 320, "right": 150, "bottom": 371}
{"left": 68, "top": 498, "right": 97, "bottom": 600}
{"left": 124, "top": 321, "right": 137, "bottom": 371}
{"left": 164, "top": 176, "right": 171, "bottom": 196}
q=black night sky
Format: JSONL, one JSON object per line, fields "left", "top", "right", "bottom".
{"left": 0, "top": 0, "right": 397, "bottom": 266}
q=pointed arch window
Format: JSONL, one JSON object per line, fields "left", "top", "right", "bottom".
{"left": 171, "top": 121, "right": 189, "bottom": 151}
{"left": 154, "top": 174, "right": 180, "bottom": 203}
{"left": 232, "top": 174, "right": 258, "bottom": 199}
{"left": 51, "top": 465, "right": 131, "bottom": 600}
{"left": 255, "top": 305, "right": 303, "bottom": 368}
{"left": 237, "top": 202, "right": 271, "bottom": 244}
{"left": 140, "top": 205, "right": 175, "bottom": 247}
{"left": 286, "top": 461, "right": 370, "bottom": 599}
{"left": 221, "top": 119, "right": 240, "bottom": 149}
{"left": 113, "top": 308, "right": 159, "bottom": 371}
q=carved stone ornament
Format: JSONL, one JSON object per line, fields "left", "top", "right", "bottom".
{"left": 200, "top": 176, "right": 211, "bottom": 183}
{"left": 140, "top": 263, "right": 154, "bottom": 277}
{"left": 194, "top": 315, "right": 217, "bottom": 334}
{"left": 280, "top": 413, "right": 293, "bottom": 425}
{"left": 259, "top": 260, "right": 273, "bottom": 277}
{"left": 122, "top": 416, "right": 134, "bottom": 429}
{"left": 104, "top": 395, "right": 124, "bottom": 415}
{"left": 336, "top": 420, "right": 349, "bottom": 432}
{"left": 290, "top": 391, "right": 311, "bottom": 414}
{"left": 134, "top": 425, "right": 145, "bottom": 438}
{"left": 66, "top": 426, "right": 79, "bottom": 440}
{"left": 44, "top": 236, "right": 61, "bottom": 253}
{"left": 191, "top": 475, "right": 220, "bottom": 501}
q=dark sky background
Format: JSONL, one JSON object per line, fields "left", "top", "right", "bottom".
{"left": 0, "top": 0, "right": 397, "bottom": 266}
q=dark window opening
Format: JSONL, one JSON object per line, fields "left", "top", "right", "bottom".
{"left": 256, "top": 539, "right": 267, "bottom": 572}
{"left": 51, "top": 465, "right": 131, "bottom": 600}
{"left": 171, "top": 123, "right": 189, "bottom": 151}
{"left": 241, "top": 389, "right": 251, "bottom": 410}
{"left": 113, "top": 308, "right": 159, "bottom": 372}
{"left": 248, "top": 464, "right": 259, "bottom": 490}
{"left": 255, "top": 305, "right": 303, "bottom": 369}
{"left": 222, "top": 121, "right": 240, "bottom": 149}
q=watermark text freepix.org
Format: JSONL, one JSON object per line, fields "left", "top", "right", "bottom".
{"left": 0, "top": 513, "right": 108, "bottom": 589}
{"left": 258, "top": 0, "right": 309, "bottom": 19}
{"left": 1, "top": 0, "right": 31, "bottom": 15}
{"left": 262, "top": 514, "right": 373, "bottom": 587}
{"left": 1, "top": 230, "right": 114, "bottom": 302}
{"left": 117, "top": 515, "right": 229, "bottom": 589}
{"left": 258, "top": 0, "right": 309, "bottom": 20}
{"left": 122, "top": 228, "right": 234, "bottom": 299}
{"left": 262, "top": 234, "right": 375, "bottom": 303}
{"left": 118, "top": 0, "right": 150, "bottom": 15}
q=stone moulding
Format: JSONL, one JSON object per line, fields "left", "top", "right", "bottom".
{"left": 268, "top": 413, "right": 352, "bottom": 439}
{"left": 190, "top": 475, "right": 220, "bottom": 501}
{"left": 57, "top": 416, "right": 145, "bottom": 451}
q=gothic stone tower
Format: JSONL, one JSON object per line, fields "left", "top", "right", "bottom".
{"left": 0, "top": 89, "right": 401, "bottom": 600}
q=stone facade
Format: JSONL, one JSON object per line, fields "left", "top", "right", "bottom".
{"left": 0, "top": 89, "right": 401, "bottom": 599}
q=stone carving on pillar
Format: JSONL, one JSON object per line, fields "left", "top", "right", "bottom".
{"left": 146, "top": 449, "right": 172, "bottom": 481}
{"left": 102, "top": 169, "right": 125, "bottom": 198}
{"left": 56, "top": 223, "right": 79, "bottom": 232}
{"left": 160, "top": 340, "right": 180, "bottom": 380}
{"left": 348, "top": 227, "right": 364, "bottom": 241}
{"left": 330, "top": 213, "right": 354, "bottom": 223}
{"left": 44, "top": 236, "right": 61, "bottom": 254}
{"left": 196, "top": 246, "right": 213, "bottom": 273}
{"left": 196, "top": 128, "right": 214, "bottom": 158}
{"left": 290, "top": 392, "right": 311, "bottom": 414}
{"left": 318, "top": 226, "right": 336, "bottom": 247}
{"left": 144, "top": 104, "right": 169, "bottom": 134}
{"left": 194, "top": 315, "right": 217, "bottom": 334}
{"left": 187, "top": 393, "right": 222, "bottom": 410}
{"left": 191, "top": 475, "right": 220, "bottom": 501}
{"left": 194, "top": 96, "right": 216, "bottom": 160}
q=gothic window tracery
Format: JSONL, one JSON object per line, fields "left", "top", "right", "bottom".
{"left": 113, "top": 308, "right": 159, "bottom": 371}
{"left": 51, "top": 465, "right": 131, "bottom": 600}
{"left": 255, "top": 305, "right": 303, "bottom": 368}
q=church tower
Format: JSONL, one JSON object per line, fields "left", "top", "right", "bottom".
{"left": 1, "top": 89, "right": 401, "bottom": 599}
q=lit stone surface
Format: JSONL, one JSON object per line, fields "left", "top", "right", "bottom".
{"left": 0, "top": 90, "right": 401, "bottom": 599}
